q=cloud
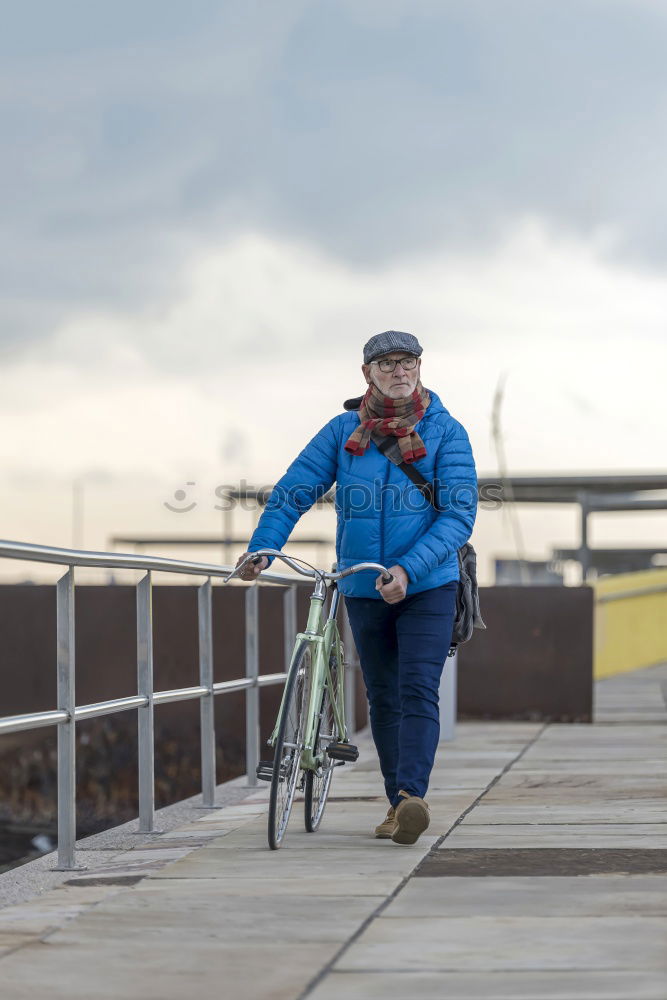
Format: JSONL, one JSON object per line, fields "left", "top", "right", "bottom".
{"left": 2, "top": 217, "right": 665, "bottom": 486}
{"left": 3, "top": 0, "right": 667, "bottom": 355}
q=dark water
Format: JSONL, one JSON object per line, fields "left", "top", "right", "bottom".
{"left": 0, "top": 823, "right": 56, "bottom": 874}
{"left": 1, "top": 715, "right": 246, "bottom": 875}
{"left": 1, "top": 708, "right": 247, "bottom": 876}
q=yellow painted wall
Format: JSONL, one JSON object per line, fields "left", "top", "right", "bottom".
{"left": 594, "top": 568, "right": 667, "bottom": 678}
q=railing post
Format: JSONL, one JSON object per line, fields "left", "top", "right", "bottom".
{"left": 283, "top": 584, "right": 297, "bottom": 673}
{"left": 136, "top": 571, "right": 155, "bottom": 832}
{"left": 245, "top": 585, "right": 259, "bottom": 786}
{"left": 55, "top": 567, "right": 78, "bottom": 870}
{"left": 341, "top": 601, "right": 357, "bottom": 738}
{"left": 198, "top": 577, "right": 216, "bottom": 806}
{"left": 440, "top": 648, "right": 458, "bottom": 741}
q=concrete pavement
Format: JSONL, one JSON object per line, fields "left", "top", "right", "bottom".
{"left": 0, "top": 662, "right": 665, "bottom": 999}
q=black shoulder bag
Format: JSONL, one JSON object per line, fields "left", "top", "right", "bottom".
{"left": 374, "top": 434, "right": 486, "bottom": 657}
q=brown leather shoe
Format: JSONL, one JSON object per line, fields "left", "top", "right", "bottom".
{"left": 391, "top": 790, "right": 430, "bottom": 845}
{"left": 374, "top": 806, "right": 396, "bottom": 839}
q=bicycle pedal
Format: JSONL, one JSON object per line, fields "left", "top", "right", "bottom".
{"left": 326, "top": 741, "right": 359, "bottom": 763}
{"left": 255, "top": 761, "right": 274, "bottom": 782}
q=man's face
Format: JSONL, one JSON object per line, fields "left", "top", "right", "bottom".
{"left": 362, "top": 351, "right": 421, "bottom": 399}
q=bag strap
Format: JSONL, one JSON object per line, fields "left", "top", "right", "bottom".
{"left": 374, "top": 435, "right": 441, "bottom": 511}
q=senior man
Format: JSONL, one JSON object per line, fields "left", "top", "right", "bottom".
{"left": 235, "top": 331, "right": 477, "bottom": 845}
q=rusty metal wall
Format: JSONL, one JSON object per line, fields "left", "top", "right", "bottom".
{"left": 0, "top": 582, "right": 594, "bottom": 726}
{"left": 457, "top": 585, "right": 594, "bottom": 722}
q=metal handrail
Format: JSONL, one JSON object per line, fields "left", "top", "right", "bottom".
{"left": 0, "top": 709, "right": 69, "bottom": 735}
{"left": 0, "top": 538, "right": 310, "bottom": 585}
{"left": 0, "top": 538, "right": 332, "bottom": 871}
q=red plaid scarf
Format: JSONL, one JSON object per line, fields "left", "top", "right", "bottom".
{"left": 344, "top": 380, "right": 431, "bottom": 463}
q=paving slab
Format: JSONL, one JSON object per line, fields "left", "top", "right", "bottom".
{"left": 462, "top": 801, "right": 667, "bottom": 823}
{"left": 385, "top": 874, "right": 667, "bottom": 917}
{"left": 481, "top": 774, "right": 667, "bottom": 799}
{"left": 443, "top": 824, "right": 667, "bottom": 848}
{"left": 134, "top": 875, "right": 390, "bottom": 898}
{"left": 308, "top": 970, "right": 667, "bottom": 1000}
{"left": 0, "top": 939, "right": 340, "bottom": 1000}
{"left": 335, "top": 915, "right": 667, "bottom": 972}
{"left": 512, "top": 759, "right": 667, "bottom": 773}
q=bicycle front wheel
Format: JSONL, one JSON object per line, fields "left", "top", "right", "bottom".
{"left": 304, "top": 646, "right": 341, "bottom": 833}
{"left": 268, "top": 639, "right": 311, "bottom": 850}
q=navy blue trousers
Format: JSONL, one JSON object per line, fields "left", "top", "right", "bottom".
{"left": 344, "top": 582, "right": 458, "bottom": 808}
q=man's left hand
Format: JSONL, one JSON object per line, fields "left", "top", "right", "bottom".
{"left": 375, "top": 564, "right": 409, "bottom": 604}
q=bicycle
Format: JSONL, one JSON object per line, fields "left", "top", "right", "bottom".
{"left": 225, "top": 549, "right": 393, "bottom": 849}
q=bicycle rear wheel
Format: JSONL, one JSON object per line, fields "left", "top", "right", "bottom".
{"left": 304, "top": 646, "right": 341, "bottom": 833}
{"left": 268, "top": 639, "right": 311, "bottom": 850}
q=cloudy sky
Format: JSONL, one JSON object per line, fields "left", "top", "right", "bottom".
{"left": 1, "top": 0, "right": 665, "bottom": 583}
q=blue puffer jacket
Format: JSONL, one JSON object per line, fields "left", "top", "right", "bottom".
{"left": 247, "top": 388, "right": 477, "bottom": 599}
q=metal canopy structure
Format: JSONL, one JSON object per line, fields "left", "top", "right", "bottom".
{"left": 476, "top": 473, "right": 667, "bottom": 581}
{"left": 552, "top": 547, "right": 667, "bottom": 575}
{"left": 476, "top": 474, "right": 667, "bottom": 503}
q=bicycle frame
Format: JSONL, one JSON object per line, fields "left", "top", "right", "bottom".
{"left": 224, "top": 549, "right": 391, "bottom": 781}
{"left": 268, "top": 580, "right": 347, "bottom": 771}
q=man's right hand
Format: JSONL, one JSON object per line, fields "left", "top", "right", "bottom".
{"left": 235, "top": 552, "right": 269, "bottom": 581}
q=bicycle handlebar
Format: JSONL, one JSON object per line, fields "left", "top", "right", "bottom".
{"left": 223, "top": 549, "right": 394, "bottom": 586}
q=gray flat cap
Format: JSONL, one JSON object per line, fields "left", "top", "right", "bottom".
{"left": 363, "top": 330, "right": 423, "bottom": 364}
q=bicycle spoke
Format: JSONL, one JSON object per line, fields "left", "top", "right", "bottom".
{"left": 268, "top": 641, "right": 311, "bottom": 849}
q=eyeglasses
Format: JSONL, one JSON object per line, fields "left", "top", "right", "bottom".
{"left": 371, "top": 356, "right": 419, "bottom": 373}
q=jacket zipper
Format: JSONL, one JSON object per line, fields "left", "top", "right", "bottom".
{"left": 379, "top": 450, "right": 390, "bottom": 570}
